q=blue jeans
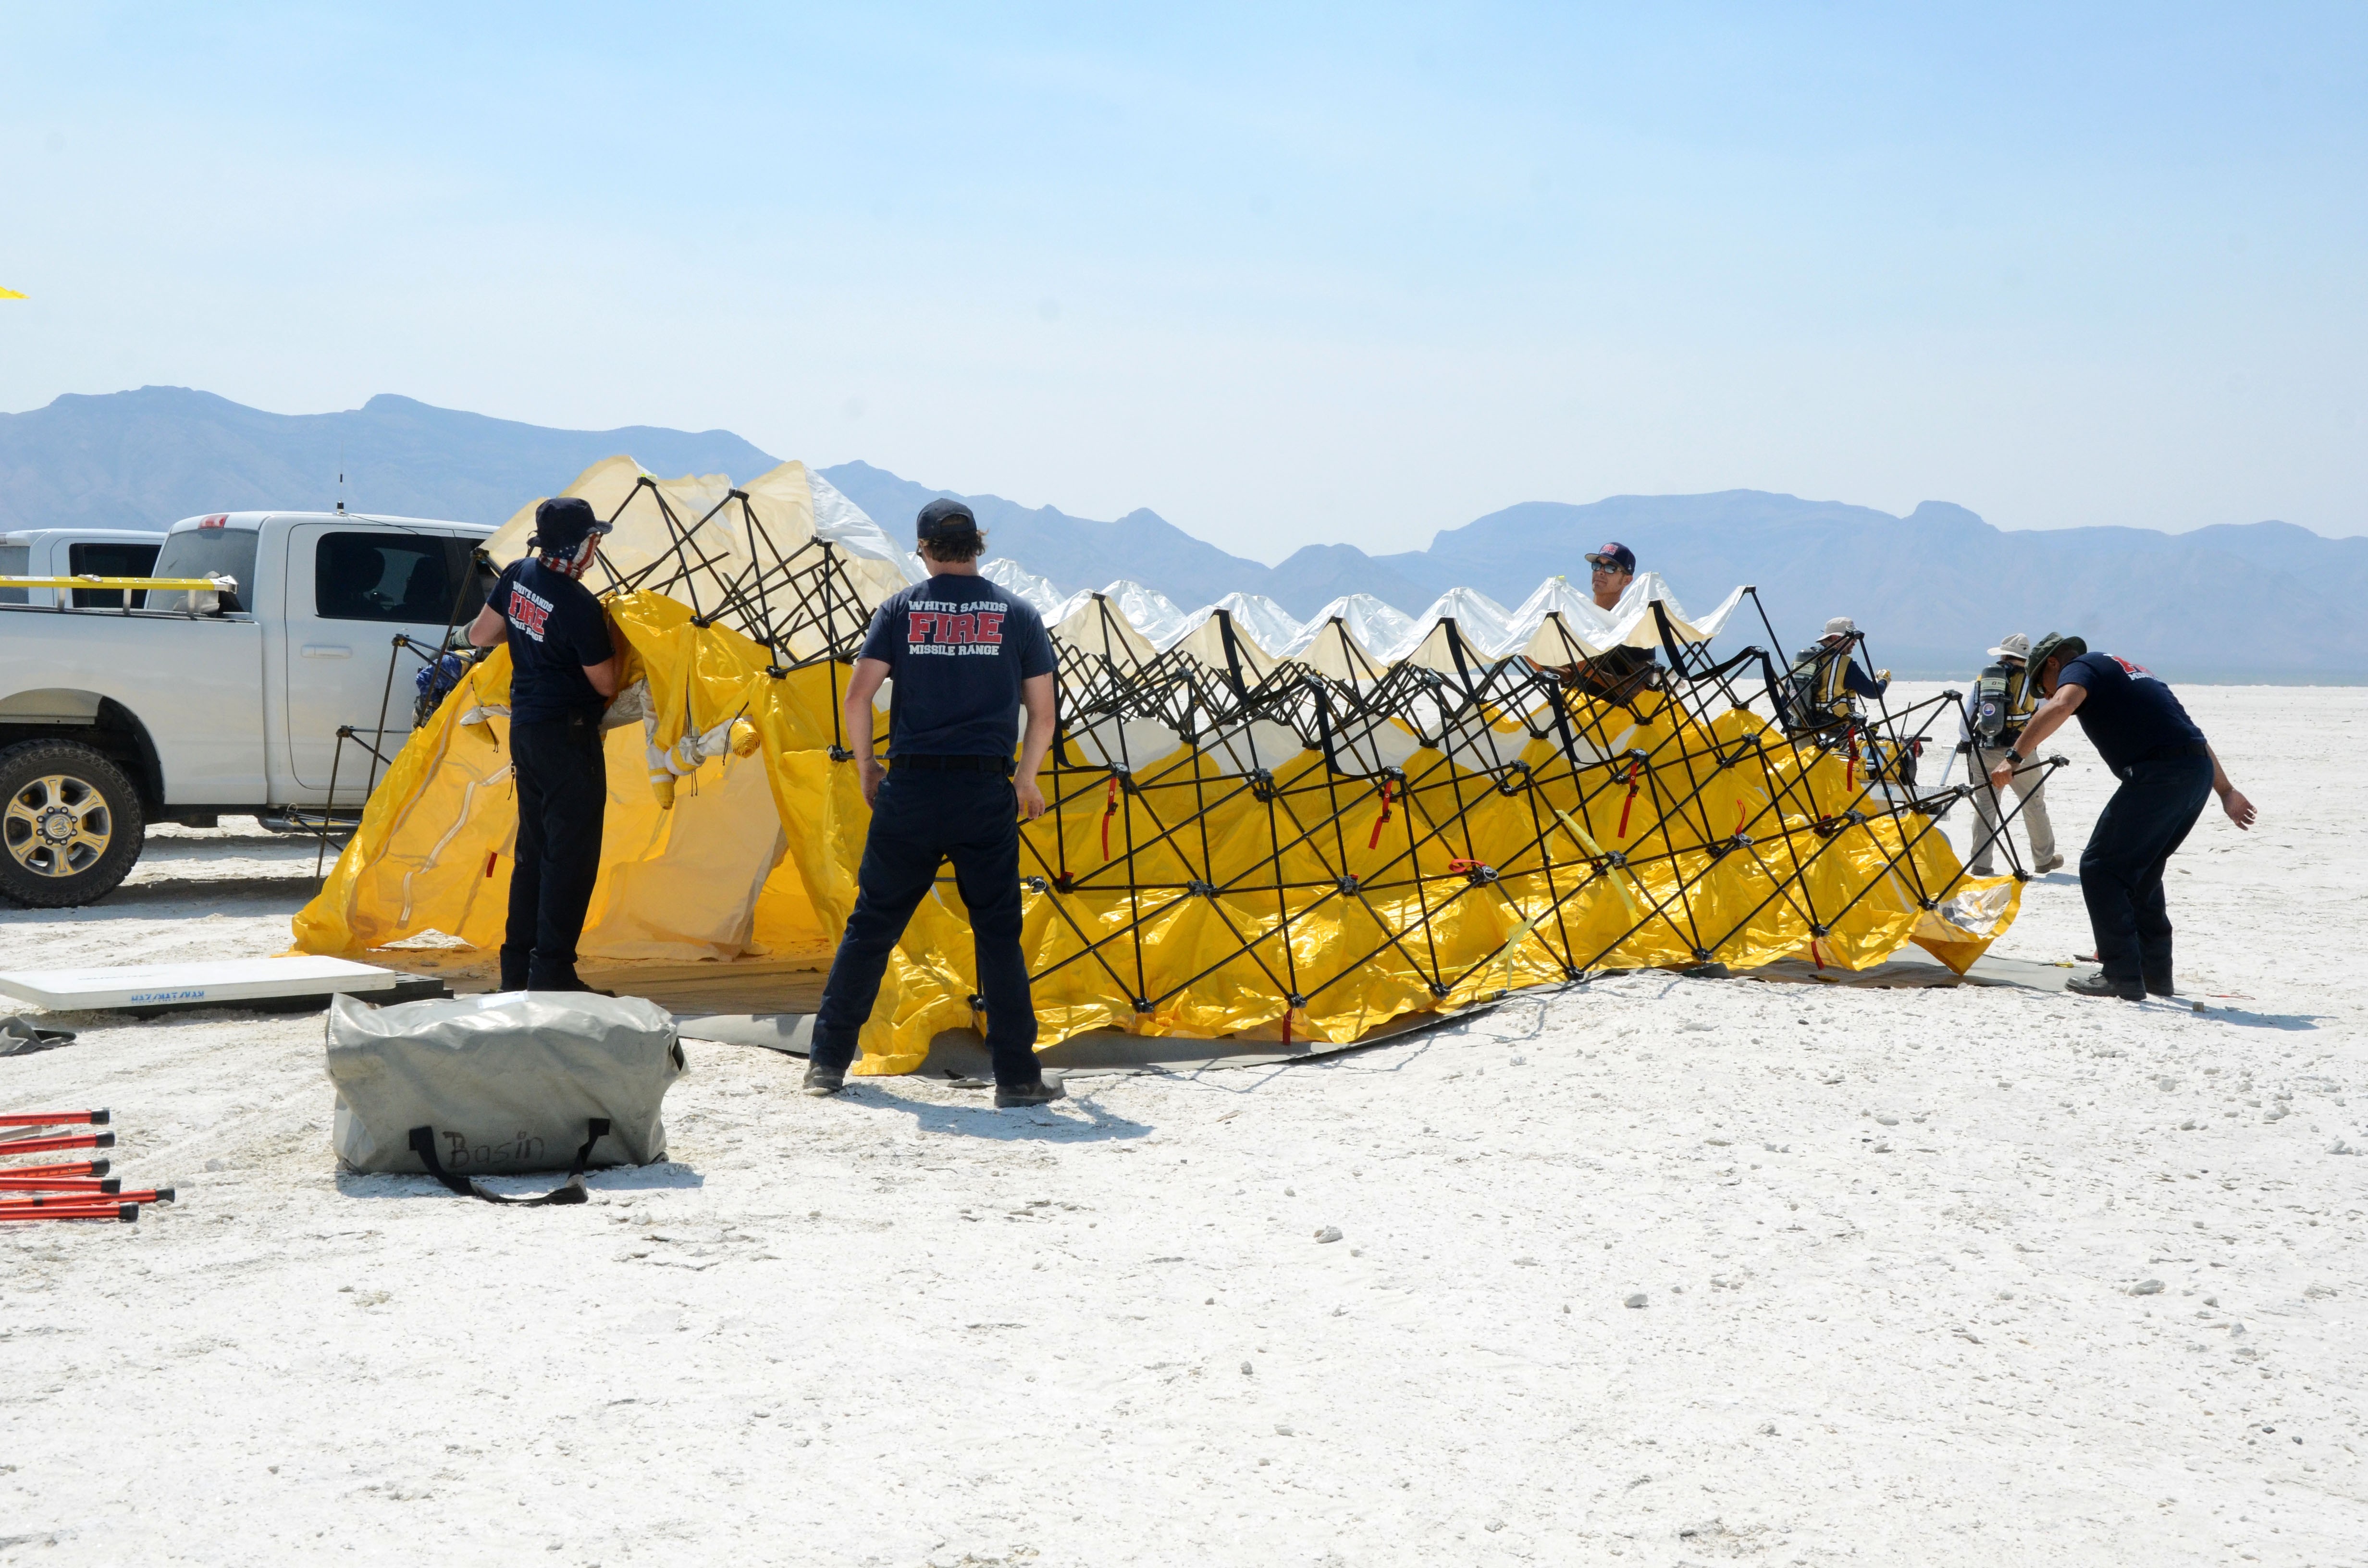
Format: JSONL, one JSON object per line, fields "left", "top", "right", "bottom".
{"left": 503, "top": 715, "right": 608, "bottom": 989}
{"left": 2080, "top": 751, "right": 2212, "bottom": 987}
{"left": 811, "top": 767, "right": 1041, "bottom": 1086}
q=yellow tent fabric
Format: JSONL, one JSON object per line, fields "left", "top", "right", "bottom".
{"left": 296, "top": 457, "right": 2022, "bottom": 1077}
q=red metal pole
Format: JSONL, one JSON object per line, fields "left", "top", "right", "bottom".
{"left": 0, "top": 1176, "right": 121, "bottom": 1193}
{"left": 0, "top": 1187, "right": 169, "bottom": 1205}
{"left": 0, "top": 1202, "right": 137, "bottom": 1223}
{"left": 0, "top": 1110, "right": 110, "bottom": 1129}
{"left": 0, "top": 1131, "right": 115, "bottom": 1156}
{"left": 0, "top": 1159, "right": 108, "bottom": 1179}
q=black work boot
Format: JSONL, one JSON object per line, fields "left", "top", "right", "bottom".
{"left": 498, "top": 945, "right": 531, "bottom": 992}
{"left": 995, "top": 1076, "right": 1068, "bottom": 1109}
{"left": 2144, "top": 972, "right": 2175, "bottom": 998}
{"left": 803, "top": 1063, "right": 847, "bottom": 1096}
{"left": 2067, "top": 971, "right": 2144, "bottom": 1001}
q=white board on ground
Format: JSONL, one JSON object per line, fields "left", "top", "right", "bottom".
{"left": 0, "top": 955, "right": 405, "bottom": 1011}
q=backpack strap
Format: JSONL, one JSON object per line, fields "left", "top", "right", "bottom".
{"left": 405, "top": 1119, "right": 612, "bottom": 1206}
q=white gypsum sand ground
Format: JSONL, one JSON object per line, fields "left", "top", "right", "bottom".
{"left": 1, "top": 683, "right": 2362, "bottom": 1566}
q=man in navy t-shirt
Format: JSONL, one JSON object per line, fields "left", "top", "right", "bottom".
{"left": 1993, "top": 633, "right": 2256, "bottom": 1000}
{"left": 805, "top": 498, "right": 1061, "bottom": 1106}
{"left": 466, "top": 497, "right": 619, "bottom": 992}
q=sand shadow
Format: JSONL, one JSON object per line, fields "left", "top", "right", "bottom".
{"left": 2174, "top": 1002, "right": 2323, "bottom": 1032}
{"left": 830, "top": 1080, "right": 1153, "bottom": 1143}
{"left": 58, "top": 877, "right": 320, "bottom": 913}
{"left": 333, "top": 1161, "right": 706, "bottom": 1200}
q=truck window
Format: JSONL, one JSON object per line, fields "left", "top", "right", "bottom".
{"left": 0, "top": 542, "right": 25, "bottom": 606}
{"left": 314, "top": 531, "right": 481, "bottom": 625}
{"left": 68, "top": 541, "right": 161, "bottom": 609}
{"left": 151, "top": 527, "right": 260, "bottom": 613}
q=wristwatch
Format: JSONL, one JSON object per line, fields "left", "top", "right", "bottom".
{"left": 2003, "top": 747, "right": 2024, "bottom": 765}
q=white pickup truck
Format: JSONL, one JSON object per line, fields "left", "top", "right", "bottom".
{"left": 0, "top": 527, "right": 165, "bottom": 608}
{"left": 0, "top": 509, "right": 493, "bottom": 907}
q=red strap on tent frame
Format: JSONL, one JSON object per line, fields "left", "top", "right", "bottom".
{"left": 0, "top": 1131, "right": 114, "bottom": 1156}
{"left": 1615, "top": 758, "right": 1643, "bottom": 839}
{"left": 0, "top": 1109, "right": 109, "bottom": 1129}
{"left": 1366, "top": 780, "right": 1396, "bottom": 849}
{"left": 1099, "top": 775, "right": 1121, "bottom": 860}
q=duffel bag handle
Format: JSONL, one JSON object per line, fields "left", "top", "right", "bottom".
{"left": 405, "top": 1119, "right": 612, "bottom": 1207}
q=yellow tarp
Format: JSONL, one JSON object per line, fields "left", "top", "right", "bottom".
{"left": 296, "top": 598, "right": 2015, "bottom": 1076}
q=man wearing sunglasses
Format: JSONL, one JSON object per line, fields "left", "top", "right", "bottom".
{"left": 1564, "top": 541, "right": 1658, "bottom": 700}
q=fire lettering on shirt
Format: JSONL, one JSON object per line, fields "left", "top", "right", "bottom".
{"left": 507, "top": 582, "right": 555, "bottom": 642}
{"left": 903, "top": 602, "right": 1006, "bottom": 649}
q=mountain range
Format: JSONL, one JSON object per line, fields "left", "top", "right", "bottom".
{"left": 4, "top": 386, "right": 2361, "bottom": 682}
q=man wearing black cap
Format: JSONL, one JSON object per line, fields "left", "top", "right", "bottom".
{"left": 1565, "top": 541, "right": 1658, "bottom": 699}
{"left": 805, "top": 498, "right": 1063, "bottom": 1107}
{"left": 1995, "top": 633, "right": 2256, "bottom": 1001}
{"left": 465, "top": 496, "right": 619, "bottom": 992}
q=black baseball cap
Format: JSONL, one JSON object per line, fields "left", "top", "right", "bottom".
{"left": 916, "top": 498, "right": 981, "bottom": 543}
{"left": 1585, "top": 541, "right": 1636, "bottom": 573}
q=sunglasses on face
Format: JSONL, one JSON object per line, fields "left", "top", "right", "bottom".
{"left": 1590, "top": 563, "right": 1628, "bottom": 575}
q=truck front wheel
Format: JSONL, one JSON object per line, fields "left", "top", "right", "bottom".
{"left": 0, "top": 740, "right": 146, "bottom": 908}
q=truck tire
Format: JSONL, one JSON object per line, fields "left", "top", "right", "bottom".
{"left": 0, "top": 739, "right": 147, "bottom": 908}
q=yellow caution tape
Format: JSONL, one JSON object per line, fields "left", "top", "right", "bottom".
{"left": 0, "top": 576, "right": 227, "bottom": 591}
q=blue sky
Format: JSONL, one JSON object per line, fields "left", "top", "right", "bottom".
{"left": 2, "top": 3, "right": 2363, "bottom": 555}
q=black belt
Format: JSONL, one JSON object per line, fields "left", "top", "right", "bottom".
{"left": 2136, "top": 740, "right": 2211, "bottom": 764}
{"left": 890, "top": 754, "right": 1013, "bottom": 775}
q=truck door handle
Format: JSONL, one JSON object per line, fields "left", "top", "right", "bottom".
{"left": 301, "top": 644, "right": 353, "bottom": 659}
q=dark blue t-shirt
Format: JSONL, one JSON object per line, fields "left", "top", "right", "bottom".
{"left": 858, "top": 575, "right": 1056, "bottom": 759}
{"left": 493, "top": 559, "right": 614, "bottom": 723}
{"left": 2056, "top": 651, "right": 2206, "bottom": 775}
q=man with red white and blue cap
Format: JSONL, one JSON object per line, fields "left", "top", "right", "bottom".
{"left": 1565, "top": 540, "right": 1658, "bottom": 698}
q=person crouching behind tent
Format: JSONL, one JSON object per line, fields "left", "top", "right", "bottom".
{"left": 1783, "top": 616, "right": 1890, "bottom": 736}
{"left": 805, "top": 499, "right": 1064, "bottom": 1108}
{"left": 465, "top": 497, "right": 620, "bottom": 992}
{"left": 1996, "top": 633, "right": 2256, "bottom": 1001}
{"left": 1963, "top": 631, "right": 2061, "bottom": 875}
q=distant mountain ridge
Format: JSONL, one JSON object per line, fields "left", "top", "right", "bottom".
{"left": 0, "top": 386, "right": 777, "bottom": 532}
{"left": 815, "top": 468, "right": 2368, "bottom": 684}
{"left": 4, "top": 387, "right": 2359, "bottom": 682}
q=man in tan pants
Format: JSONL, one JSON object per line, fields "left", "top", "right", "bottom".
{"left": 1965, "top": 632, "right": 2062, "bottom": 875}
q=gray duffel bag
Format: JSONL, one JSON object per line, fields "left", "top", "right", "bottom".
{"left": 326, "top": 991, "right": 685, "bottom": 1203}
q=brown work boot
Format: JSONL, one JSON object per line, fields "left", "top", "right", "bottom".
{"left": 995, "top": 1076, "right": 1068, "bottom": 1109}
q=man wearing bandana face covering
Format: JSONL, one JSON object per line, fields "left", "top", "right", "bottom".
{"left": 466, "top": 496, "right": 620, "bottom": 991}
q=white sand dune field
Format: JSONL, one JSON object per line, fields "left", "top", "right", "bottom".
{"left": 2, "top": 685, "right": 2362, "bottom": 1566}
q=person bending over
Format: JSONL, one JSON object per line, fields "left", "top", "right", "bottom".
{"left": 1997, "top": 634, "right": 2255, "bottom": 1001}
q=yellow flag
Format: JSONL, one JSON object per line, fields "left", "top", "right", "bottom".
{"left": 0, "top": 286, "right": 25, "bottom": 300}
